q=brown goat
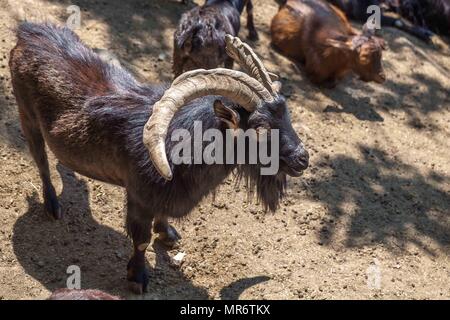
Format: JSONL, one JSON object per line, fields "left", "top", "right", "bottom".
{"left": 271, "top": 0, "right": 386, "bottom": 87}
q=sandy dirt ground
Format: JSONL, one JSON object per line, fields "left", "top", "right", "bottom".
{"left": 0, "top": 0, "right": 449, "bottom": 300}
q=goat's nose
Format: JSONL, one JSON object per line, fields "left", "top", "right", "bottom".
{"left": 294, "top": 146, "right": 309, "bottom": 170}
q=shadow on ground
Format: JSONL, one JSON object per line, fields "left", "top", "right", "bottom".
{"left": 300, "top": 145, "right": 450, "bottom": 255}
{"left": 42, "top": 0, "right": 196, "bottom": 82}
{"left": 266, "top": 25, "right": 449, "bottom": 124}
{"left": 321, "top": 29, "right": 450, "bottom": 123}
{"left": 220, "top": 276, "right": 271, "bottom": 300}
{"left": 12, "top": 163, "right": 210, "bottom": 299}
{"left": 0, "top": 75, "right": 27, "bottom": 150}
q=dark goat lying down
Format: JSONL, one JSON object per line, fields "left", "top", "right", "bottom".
{"left": 9, "top": 23, "right": 308, "bottom": 293}
{"left": 389, "top": 0, "right": 450, "bottom": 37}
{"left": 173, "top": 0, "right": 258, "bottom": 77}
{"left": 326, "top": 0, "right": 436, "bottom": 42}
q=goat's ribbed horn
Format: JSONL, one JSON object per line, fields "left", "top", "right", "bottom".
{"left": 225, "top": 34, "right": 278, "bottom": 95}
{"left": 143, "top": 68, "right": 274, "bottom": 180}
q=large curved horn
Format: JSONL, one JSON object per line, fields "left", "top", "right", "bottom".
{"left": 225, "top": 34, "right": 279, "bottom": 95}
{"left": 143, "top": 68, "right": 274, "bottom": 180}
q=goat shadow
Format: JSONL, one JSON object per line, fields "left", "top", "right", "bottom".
{"left": 0, "top": 76, "right": 27, "bottom": 151}
{"left": 220, "top": 276, "right": 271, "bottom": 300}
{"left": 296, "top": 145, "right": 450, "bottom": 255}
{"left": 40, "top": 0, "right": 196, "bottom": 83}
{"left": 11, "top": 163, "right": 209, "bottom": 299}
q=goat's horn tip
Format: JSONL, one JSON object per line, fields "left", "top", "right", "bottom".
{"left": 158, "top": 169, "right": 173, "bottom": 181}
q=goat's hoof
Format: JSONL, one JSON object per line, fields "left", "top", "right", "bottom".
{"left": 127, "top": 266, "right": 149, "bottom": 294}
{"left": 128, "top": 281, "right": 147, "bottom": 295}
{"left": 44, "top": 198, "right": 62, "bottom": 220}
{"left": 157, "top": 225, "right": 181, "bottom": 248}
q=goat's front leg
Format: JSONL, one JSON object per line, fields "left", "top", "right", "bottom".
{"left": 153, "top": 216, "right": 181, "bottom": 248}
{"left": 126, "top": 196, "right": 153, "bottom": 294}
{"left": 246, "top": 0, "right": 259, "bottom": 41}
{"left": 381, "top": 15, "right": 433, "bottom": 43}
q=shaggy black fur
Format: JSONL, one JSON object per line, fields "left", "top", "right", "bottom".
{"left": 10, "top": 22, "right": 307, "bottom": 292}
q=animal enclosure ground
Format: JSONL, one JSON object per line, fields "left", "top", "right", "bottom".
{"left": 0, "top": 0, "right": 449, "bottom": 299}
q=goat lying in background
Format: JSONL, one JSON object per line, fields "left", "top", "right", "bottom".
{"left": 271, "top": 0, "right": 386, "bottom": 87}
{"left": 10, "top": 23, "right": 308, "bottom": 294}
{"left": 389, "top": 0, "right": 450, "bottom": 37}
{"left": 173, "top": 0, "right": 258, "bottom": 77}
{"left": 326, "top": 0, "right": 435, "bottom": 42}
{"left": 424, "top": 0, "right": 450, "bottom": 36}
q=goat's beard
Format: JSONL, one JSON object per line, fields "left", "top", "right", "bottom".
{"left": 235, "top": 165, "right": 287, "bottom": 212}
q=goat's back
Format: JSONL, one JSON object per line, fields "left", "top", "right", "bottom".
{"left": 9, "top": 23, "right": 160, "bottom": 186}
{"left": 10, "top": 23, "right": 120, "bottom": 103}
{"left": 271, "top": 0, "right": 352, "bottom": 61}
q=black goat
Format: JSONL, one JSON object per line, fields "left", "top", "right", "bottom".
{"left": 424, "top": 0, "right": 450, "bottom": 35}
{"left": 9, "top": 23, "right": 308, "bottom": 294}
{"left": 391, "top": 0, "right": 450, "bottom": 36}
{"left": 326, "top": 0, "right": 434, "bottom": 42}
{"left": 173, "top": 0, "right": 258, "bottom": 77}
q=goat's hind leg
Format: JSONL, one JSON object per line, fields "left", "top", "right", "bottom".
{"left": 153, "top": 216, "right": 181, "bottom": 248}
{"left": 18, "top": 108, "right": 61, "bottom": 219}
{"left": 246, "top": 0, "right": 259, "bottom": 40}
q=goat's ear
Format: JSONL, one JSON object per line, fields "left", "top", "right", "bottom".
{"left": 213, "top": 100, "right": 240, "bottom": 129}
{"left": 326, "top": 38, "right": 351, "bottom": 51}
{"left": 268, "top": 72, "right": 279, "bottom": 81}
{"left": 376, "top": 37, "right": 387, "bottom": 50}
